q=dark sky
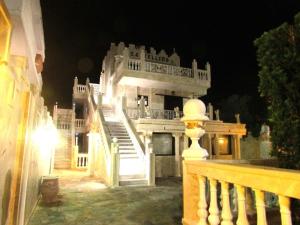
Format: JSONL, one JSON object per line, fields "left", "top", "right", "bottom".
{"left": 40, "top": 0, "right": 300, "bottom": 112}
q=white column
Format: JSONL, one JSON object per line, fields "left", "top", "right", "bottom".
{"left": 173, "top": 133, "right": 181, "bottom": 177}
{"left": 87, "top": 132, "right": 95, "bottom": 176}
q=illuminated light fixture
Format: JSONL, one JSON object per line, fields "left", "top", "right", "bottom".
{"left": 218, "top": 137, "right": 225, "bottom": 145}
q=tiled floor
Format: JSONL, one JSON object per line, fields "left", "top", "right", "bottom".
{"left": 28, "top": 170, "right": 183, "bottom": 225}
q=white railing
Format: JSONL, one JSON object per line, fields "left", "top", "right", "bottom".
{"left": 75, "top": 119, "right": 85, "bottom": 128}
{"left": 76, "top": 153, "right": 88, "bottom": 168}
{"left": 57, "top": 123, "right": 71, "bottom": 130}
{"left": 126, "top": 107, "right": 183, "bottom": 120}
{"left": 128, "top": 59, "right": 141, "bottom": 71}
{"left": 182, "top": 160, "right": 300, "bottom": 225}
{"left": 145, "top": 61, "right": 193, "bottom": 78}
{"left": 197, "top": 69, "right": 209, "bottom": 81}
{"left": 76, "top": 84, "right": 86, "bottom": 93}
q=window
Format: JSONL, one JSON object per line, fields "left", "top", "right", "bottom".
{"left": 152, "top": 133, "right": 175, "bottom": 155}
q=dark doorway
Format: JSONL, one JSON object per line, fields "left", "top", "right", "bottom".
{"left": 164, "top": 95, "right": 183, "bottom": 111}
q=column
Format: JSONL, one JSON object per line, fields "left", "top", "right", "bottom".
{"left": 207, "top": 134, "right": 213, "bottom": 159}
{"left": 172, "top": 133, "right": 181, "bottom": 177}
{"left": 87, "top": 132, "right": 95, "bottom": 176}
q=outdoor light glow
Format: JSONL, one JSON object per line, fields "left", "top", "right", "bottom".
{"left": 218, "top": 138, "right": 225, "bottom": 145}
{"left": 32, "top": 121, "right": 58, "bottom": 150}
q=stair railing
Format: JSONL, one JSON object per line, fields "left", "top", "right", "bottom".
{"left": 86, "top": 86, "right": 119, "bottom": 187}
{"left": 118, "top": 97, "right": 145, "bottom": 160}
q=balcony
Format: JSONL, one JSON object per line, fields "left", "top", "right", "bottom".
{"left": 75, "top": 119, "right": 86, "bottom": 133}
{"left": 114, "top": 57, "right": 211, "bottom": 97}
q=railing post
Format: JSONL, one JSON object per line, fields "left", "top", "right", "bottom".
{"left": 221, "top": 181, "right": 233, "bottom": 225}
{"left": 111, "top": 137, "right": 120, "bottom": 187}
{"left": 192, "top": 59, "right": 198, "bottom": 79}
{"left": 235, "top": 185, "right": 249, "bottom": 225}
{"left": 206, "top": 62, "right": 211, "bottom": 82}
{"left": 254, "top": 189, "right": 267, "bottom": 225}
{"left": 181, "top": 99, "right": 209, "bottom": 225}
{"left": 198, "top": 175, "right": 208, "bottom": 225}
{"left": 140, "top": 49, "right": 145, "bottom": 71}
{"left": 208, "top": 179, "right": 220, "bottom": 225}
{"left": 146, "top": 143, "right": 155, "bottom": 186}
{"left": 279, "top": 195, "right": 292, "bottom": 225}
{"left": 123, "top": 47, "right": 129, "bottom": 69}
{"left": 73, "top": 76, "right": 78, "bottom": 93}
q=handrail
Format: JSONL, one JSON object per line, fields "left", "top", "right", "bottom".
{"left": 186, "top": 161, "right": 300, "bottom": 198}
{"left": 120, "top": 108, "right": 145, "bottom": 155}
{"left": 182, "top": 160, "right": 300, "bottom": 225}
{"left": 126, "top": 107, "right": 183, "bottom": 120}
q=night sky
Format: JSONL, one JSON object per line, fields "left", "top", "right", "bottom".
{"left": 40, "top": 0, "right": 300, "bottom": 113}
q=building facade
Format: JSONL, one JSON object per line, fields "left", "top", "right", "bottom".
{"left": 0, "top": 1, "right": 55, "bottom": 224}
{"left": 53, "top": 42, "right": 246, "bottom": 186}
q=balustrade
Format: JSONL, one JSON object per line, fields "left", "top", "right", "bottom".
{"left": 197, "top": 69, "right": 209, "bottom": 81}
{"left": 76, "top": 153, "right": 88, "bottom": 168}
{"left": 76, "top": 84, "right": 86, "bottom": 93}
{"left": 126, "top": 107, "right": 183, "bottom": 120}
{"left": 128, "top": 59, "right": 141, "bottom": 71}
{"left": 75, "top": 119, "right": 85, "bottom": 128}
{"left": 182, "top": 160, "right": 300, "bottom": 225}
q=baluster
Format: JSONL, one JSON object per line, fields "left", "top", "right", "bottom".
{"left": 197, "top": 175, "right": 208, "bottom": 225}
{"left": 235, "top": 185, "right": 249, "bottom": 225}
{"left": 208, "top": 179, "right": 220, "bottom": 225}
{"left": 254, "top": 189, "right": 267, "bottom": 225}
{"left": 279, "top": 195, "right": 292, "bottom": 225}
{"left": 220, "top": 181, "right": 233, "bottom": 225}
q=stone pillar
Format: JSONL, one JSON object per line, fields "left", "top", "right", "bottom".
{"left": 173, "top": 133, "right": 181, "bottom": 177}
{"left": 208, "top": 103, "right": 213, "bottom": 120}
{"left": 111, "top": 138, "right": 120, "bottom": 187}
{"left": 214, "top": 134, "right": 219, "bottom": 158}
{"left": 192, "top": 59, "right": 198, "bottom": 79}
{"left": 146, "top": 143, "right": 155, "bottom": 186}
{"left": 140, "top": 49, "right": 145, "bottom": 71}
{"left": 73, "top": 76, "right": 78, "bottom": 93}
{"left": 145, "top": 131, "right": 153, "bottom": 154}
{"left": 123, "top": 47, "right": 129, "bottom": 69}
{"left": 207, "top": 133, "right": 213, "bottom": 159}
{"left": 206, "top": 62, "right": 211, "bottom": 81}
{"left": 87, "top": 132, "right": 95, "bottom": 176}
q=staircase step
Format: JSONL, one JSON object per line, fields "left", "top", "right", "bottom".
{"left": 120, "top": 155, "right": 138, "bottom": 159}
{"left": 119, "top": 179, "right": 148, "bottom": 186}
{"left": 120, "top": 174, "right": 146, "bottom": 180}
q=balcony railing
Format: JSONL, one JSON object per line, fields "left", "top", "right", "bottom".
{"left": 75, "top": 119, "right": 85, "bottom": 128}
{"left": 145, "top": 61, "right": 193, "bottom": 78}
{"left": 76, "top": 153, "right": 88, "bottom": 168}
{"left": 126, "top": 58, "right": 209, "bottom": 80}
{"left": 76, "top": 84, "right": 86, "bottom": 93}
{"left": 126, "top": 107, "right": 183, "bottom": 120}
{"left": 182, "top": 160, "right": 300, "bottom": 225}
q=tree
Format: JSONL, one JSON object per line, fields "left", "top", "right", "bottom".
{"left": 255, "top": 12, "right": 300, "bottom": 169}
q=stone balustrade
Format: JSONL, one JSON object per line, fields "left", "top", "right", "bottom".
{"left": 76, "top": 84, "right": 86, "bottom": 93}
{"left": 76, "top": 153, "right": 88, "bottom": 168}
{"left": 75, "top": 119, "right": 85, "bottom": 128}
{"left": 182, "top": 160, "right": 300, "bottom": 225}
{"left": 125, "top": 58, "right": 209, "bottom": 80}
{"left": 126, "top": 107, "right": 183, "bottom": 120}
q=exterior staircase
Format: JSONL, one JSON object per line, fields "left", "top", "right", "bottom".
{"left": 101, "top": 106, "right": 147, "bottom": 186}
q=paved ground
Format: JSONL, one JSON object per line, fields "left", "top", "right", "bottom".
{"left": 28, "top": 170, "right": 183, "bottom": 225}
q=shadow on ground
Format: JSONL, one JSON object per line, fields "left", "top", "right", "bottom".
{"left": 28, "top": 175, "right": 183, "bottom": 225}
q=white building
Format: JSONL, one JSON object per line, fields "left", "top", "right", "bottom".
{"left": 53, "top": 42, "right": 246, "bottom": 186}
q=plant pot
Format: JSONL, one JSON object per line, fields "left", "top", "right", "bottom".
{"left": 40, "top": 176, "right": 59, "bottom": 204}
